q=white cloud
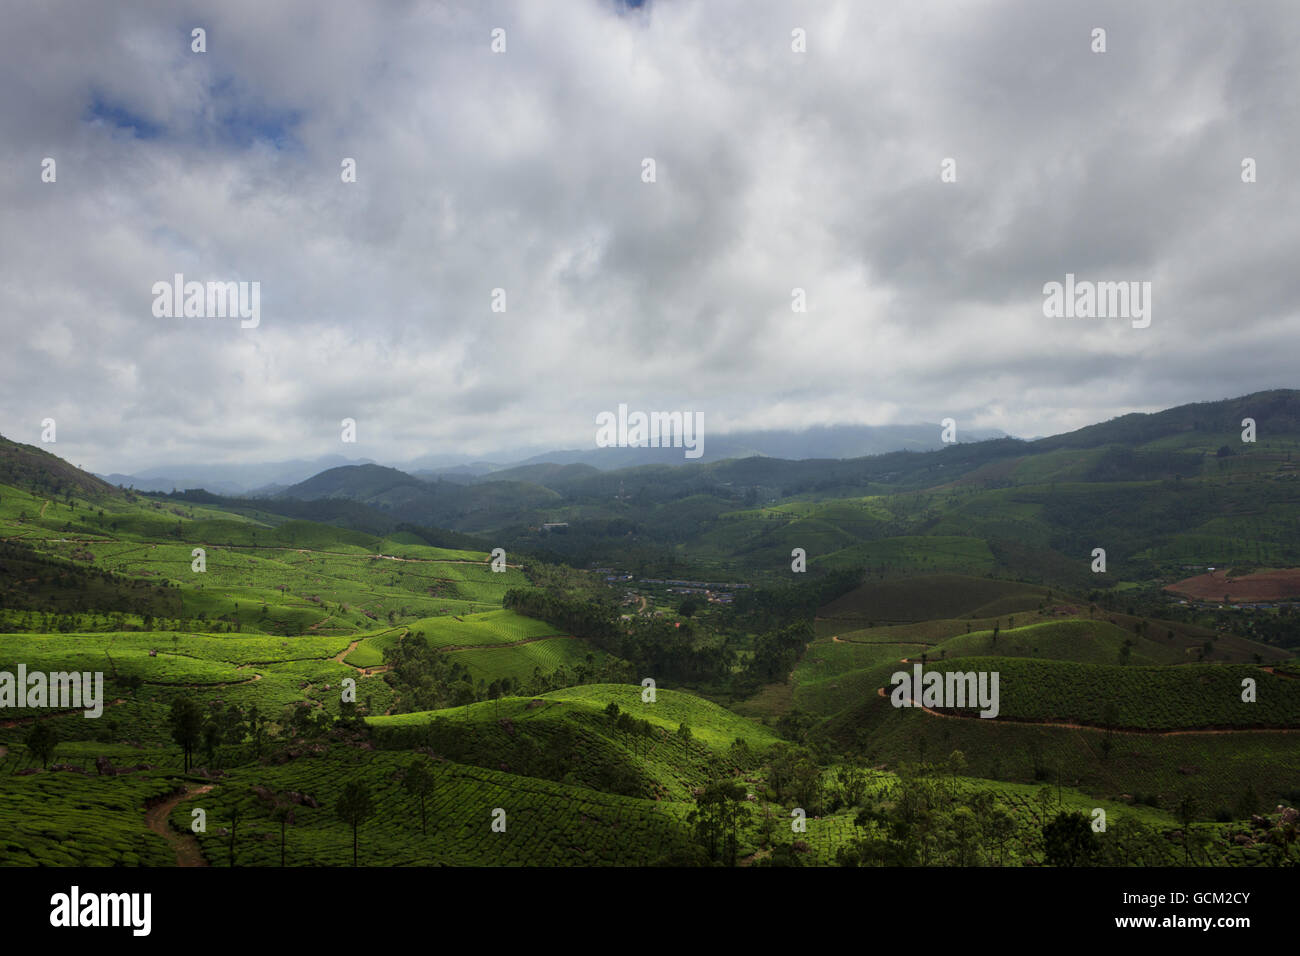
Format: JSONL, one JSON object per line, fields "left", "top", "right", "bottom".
{"left": 1, "top": 0, "right": 1297, "bottom": 472}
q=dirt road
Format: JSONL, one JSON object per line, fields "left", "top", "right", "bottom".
{"left": 145, "top": 784, "right": 215, "bottom": 866}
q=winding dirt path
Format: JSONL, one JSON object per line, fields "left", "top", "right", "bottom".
{"left": 831, "top": 634, "right": 937, "bottom": 646}
{"left": 875, "top": 686, "right": 1300, "bottom": 736}
{"left": 1263, "top": 667, "right": 1299, "bottom": 680}
{"left": 146, "top": 784, "right": 214, "bottom": 867}
{"left": 332, "top": 637, "right": 395, "bottom": 676}
{"left": 334, "top": 639, "right": 363, "bottom": 664}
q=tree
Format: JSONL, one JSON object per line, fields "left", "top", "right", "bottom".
{"left": 248, "top": 705, "right": 266, "bottom": 758}
{"left": 168, "top": 696, "right": 203, "bottom": 772}
{"left": 120, "top": 673, "right": 144, "bottom": 697}
{"left": 1176, "top": 795, "right": 1199, "bottom": 866}
{"left": 1101, "top": 700, "right": 1118, "bottom": 761}
{"left": 686, "top": 778, "right": 750, "bottom": 866}
{"left": 336, "top": 779, "right": 375, "bottom": 866}
{"left": 946, "top": 750, "right": 967, "bottom": 793}
{"left": 271, "top": 805, "right": 293, "bottom": 866}
{"left": 1042, "top": 810, "right": 1098, "bottom": 866}
{"left": 850, "top": 766, "right": 946, "bottom": 866}
{"left": 402, "top": 757, "right": 436, "bottom": 835}
{"left": 201, "top": 719, "right": 223, "bottom": 767}
{"left": 834, "top": 763, "right": 867, "bottom": 809}
{"left": 228, "top": 806, "right": 240, "bottom": 867}
{"left": 453, "top": 679, "right": 475, "bottom": 722}
{"left": 24, "top": 721, "right": 58, "bottom": 769}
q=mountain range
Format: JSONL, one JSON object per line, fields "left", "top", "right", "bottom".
{"left": 95, "top": 423, "right": 1008, "bottom": 494}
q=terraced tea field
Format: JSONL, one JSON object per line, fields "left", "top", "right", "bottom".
{"left": 170, "top": 750, "right": 699, "bottom": 867}
{"left": 0, "top": 767, "right": 179, "bottom": 866}
{"left": 3, "top": 425, "right": 1299, "bottom": 869}
{"left": 911, "top": 658, "right": 1300, "bottom": 730}
{"left": 405, "top": 609, "right": 564, "bottom": 649}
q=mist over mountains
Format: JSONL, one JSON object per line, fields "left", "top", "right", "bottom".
{"left": 96, "top": 422, "right": 1007, "bottom": 494}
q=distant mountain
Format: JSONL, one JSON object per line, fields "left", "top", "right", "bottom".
{"left": 1032, "top": 389, "right": 1300, "bottom": 450}
{"left": 264, "top": 390, "right": 1300, "bottom": 538}
{"left": 280, "top": 464, "right": 562, "bottom": 530}
{"left": 90, "top": 391, "right": 1300, "bottom": 512}
{"left": 100, "top": 423, "right": 1008, "bottom": 490}
{"left": 98, "top": 474, "right": 250, "bottom": 495}
{"left": 96, "top": 454, "right": 376, "bottom": 495}
{"left": 283, "top": 464, "right": 418, "bottom": 502}
{"left": 410, "top": 463, "right": 504, "bottom": 483}
{"left": 471, "top": 463, "right": 603, "bottom": 486}
{"left": 6, "top": 387, "right": 1300, "bottom": 578}
{"left": 506, "top": 423, "right": 1008, "bottom": 469}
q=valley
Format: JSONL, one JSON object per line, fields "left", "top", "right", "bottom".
{"left": 1, "top": 391, "right": 1299, "bottom": 868}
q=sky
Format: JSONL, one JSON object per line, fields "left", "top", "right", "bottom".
{"left": 2, "top": 0, "right": 1298, "bottom": 473}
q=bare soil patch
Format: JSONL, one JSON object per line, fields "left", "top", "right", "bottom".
{"left": 1166, "top": 568, "right": 1300, "bottom": 602}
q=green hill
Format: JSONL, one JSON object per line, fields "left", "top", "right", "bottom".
{"left": 819, "top": 574, "right": 1050, "bottom": 625}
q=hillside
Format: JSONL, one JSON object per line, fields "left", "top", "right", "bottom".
{"left": 2, "top": 400, "right": 1300, "bottom": 870}
{"left": 193, "top": 390, "right": 1298, "bottom": 587}
{"left": 0, "top": 434, "right": 118, "bottom": 500}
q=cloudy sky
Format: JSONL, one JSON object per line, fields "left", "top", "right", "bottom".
{"left": 2, "top": 0, "right": 1298, "bottom": 473}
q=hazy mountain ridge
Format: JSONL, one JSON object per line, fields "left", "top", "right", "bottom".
{"left": 261, "top": 390, "right": 1300, "bottom": 539}
{"left": 92, "top": 423, "right": 1010, "bottom": 493}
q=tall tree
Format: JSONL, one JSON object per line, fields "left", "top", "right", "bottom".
{"left": 687, "top": 778, "right": 750, "bottom": 866}
{"left": 24, "top": 720, "right": 58, "bottom": 769}
{"left": 248, "top": 704, "right": 266, "bottom": 758}
{"left": 228, "top": 806, "right": 240, "bottom": 867}
{"left": 201, "top": 719, "right": 222, "bottom": 768}
{"left": 402, "top": 757, "right": 436, "bottom": 835}
{"left": 336, "top": 780, "right": 375, "bottom": 866}
{"left": 1176, "top": 795, "right": 1199, "bottom": 866}
{"left": 1042, "top": 810, "right": 1098, "bottom": 866}
{"left": 168, "top": 696, "right": 203, "bottom": 772}
{"left": 271, "top": 805, "right": 292, "bottom": 867}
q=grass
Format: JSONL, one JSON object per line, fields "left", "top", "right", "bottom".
{"left": 445, "top": 638, "right": 604, "bottom": 684}
{"left": 819, "top": 574, "right": 1050, "bottom": 625}
{"left": 541, "top": 684, "right": 780, "bottom": 750}
{"left": 0, "top": 767, "right": 178, "bottom": 866}
{"left": 910, "top": 657, "right": 1300, "bottom": 730}
{"left": 4, "top": 451, "right": 1300, "bottom": 866}
{"left": 829, "top": 695, "right": 1300, "bottom": 819}
{"left": 172, "top": 750, "right": 698, "bottom": 867}
{"left": 405, "top": 609, "right": 563, "bottom": 649}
